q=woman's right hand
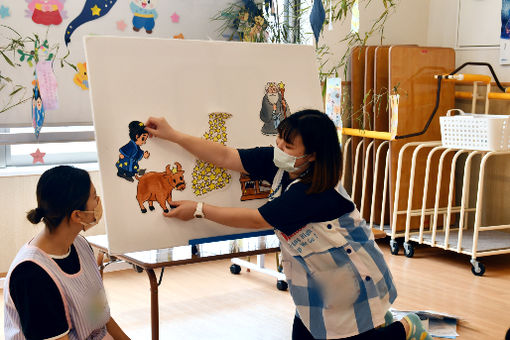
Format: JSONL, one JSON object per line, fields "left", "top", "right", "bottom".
{"left": 145, "top": 117, "right": 178, "bottom": 142}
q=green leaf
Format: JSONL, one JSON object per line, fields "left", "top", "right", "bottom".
{"left": 9, "top": 86, "right": 24, "bottom": 96}
{"left": 1, "top": 51, "right": 15, "bottom": 67}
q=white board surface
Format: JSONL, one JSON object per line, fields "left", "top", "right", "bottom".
{"left": 84, "top": 36, "right": 323, "bottom": 254}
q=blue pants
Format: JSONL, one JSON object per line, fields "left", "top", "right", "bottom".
{"left": 133, "top": 16, "right": 155, "bottom": 31}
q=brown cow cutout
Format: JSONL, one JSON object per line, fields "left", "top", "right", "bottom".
{"left": 135, "top": 162, "right": 186, "bottom": 213}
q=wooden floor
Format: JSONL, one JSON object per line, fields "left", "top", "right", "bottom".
{"left": 1, "top": 240, "right": 510, "bottom": 340}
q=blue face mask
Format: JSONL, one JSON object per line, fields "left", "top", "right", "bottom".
{"left": 273, "top": 146, "right": 308, "bottom": 173}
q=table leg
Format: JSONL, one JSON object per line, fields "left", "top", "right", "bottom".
{"left": 97, "top": 251, "right": 105, "bottom": 278}
{"left": 146, "top": 269, "right": 159, "bottom": 340}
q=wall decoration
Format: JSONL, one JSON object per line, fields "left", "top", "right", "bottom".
{"left": 27, "top": 0, "right": 64, "bottom": 26}
{"left": 239, "top": 174, "right": 271, "bottom": 201}
{"left": 130, "top": 0, "right": 158, "bottom": 34}
{"left": 136, "top": 162, "right": 186, "bottom": 213}
{"left": 30, "top": 148, "right": 46, "bottom": 164}
{"left": 260, "top": 81, "right": 290, "bottom": 135}
{"left": 64, "top": 0, "right": 118, "bottom": 45}
{"left": 116, "top": 121, "right": 150, "bottom": 182}
{"left": 325, "top": 77, "right": 341, "bottom": 128}
{"left": 32, "top": 79, "right": 45, "bottom": 138}
{"left": 170, "top": 12, "right": 179, "bottom": 23}
{"left": 501, "top": 0, "right": 510, "bottom": 64}
{"left": 191, "top": 113, "right": 232, "bottom": 196}
{"left": 35, "top": 61, "right": 59, "bottom": 110}
{"left": 73, "top": 62, "right": 89, "bottom": 90}
{"left": 116, "top": 19, "right": 127, "bottom": 31}
{"left": 173, "top": 33, "right": 184, "bottom": 39}
{"left": 0, "top": 5, "right": 10, "bottom": 19}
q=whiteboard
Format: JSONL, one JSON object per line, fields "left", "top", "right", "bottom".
{"left": 457, "top": 0, "right": 501, "bottom": 47}
{"left": 84, "top": 36, "right": 323, "bottom": 254}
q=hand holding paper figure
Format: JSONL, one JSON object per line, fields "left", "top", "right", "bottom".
{"left": 163, "top": 200, "right": 196, "bottom": 220}
{"left": 145, "top": 116, "right": 179, "bottom": 141}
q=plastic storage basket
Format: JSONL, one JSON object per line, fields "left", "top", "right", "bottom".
{"left": 440, "top": 109, "right": 510, "bottom": 151}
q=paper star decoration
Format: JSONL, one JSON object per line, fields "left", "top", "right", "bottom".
{"left": 91, "top": 4, "right": 101, "bottom": 16}
{"left": 0, "top": 5, "right": 10, "bottom": 19}
{"left": 170, "top": 12, "right": 179, "bottom": 23}
{"left": 116, "top": 20, "right": 127, "bottom": 31}
{"left": 31, "top": 148, "right": 46, "bottom": 164}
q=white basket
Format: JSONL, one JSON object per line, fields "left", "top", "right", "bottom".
{"left": 440, "top": 109, "right": 510, "bottom": 151}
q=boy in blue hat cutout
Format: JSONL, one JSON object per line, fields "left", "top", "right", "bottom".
{"left": 116, "top": 121, "right": 150, "bottom": 182}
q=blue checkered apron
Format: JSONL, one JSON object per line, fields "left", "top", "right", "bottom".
{"left": 270, "top": 169, "right": 397, "bottom": 339}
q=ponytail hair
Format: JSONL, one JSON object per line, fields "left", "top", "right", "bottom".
{"left": 26, "top": 166, "right": 91, "bottom": 233}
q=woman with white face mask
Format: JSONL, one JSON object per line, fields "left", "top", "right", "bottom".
{"left": 4, "top": 166, "right": 130, "bottom": 340}
{"left": 145, "top": 110, "right": 431, "bottom": 340}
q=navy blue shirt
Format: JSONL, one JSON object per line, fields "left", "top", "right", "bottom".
{"left": 238, "top": 147, "right": 355, "bottom": 237}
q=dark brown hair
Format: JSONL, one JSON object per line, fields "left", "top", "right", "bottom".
{"left": 277, "top": 109, "right": 342, "bottom": 194}
{"left": 27, "top": 166, "right": 91, "bottom": 232}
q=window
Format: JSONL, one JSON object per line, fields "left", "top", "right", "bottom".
{"left": 0, "top": 125, "right": 97, "bottom": 168}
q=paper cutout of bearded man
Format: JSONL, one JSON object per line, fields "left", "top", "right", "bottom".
{"left": 259, "top": 82, "right": 291, "bottom": 135}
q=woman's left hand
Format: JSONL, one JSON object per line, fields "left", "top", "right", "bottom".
{"left": 163, "top": 200, "right": 197, "bottom": 221}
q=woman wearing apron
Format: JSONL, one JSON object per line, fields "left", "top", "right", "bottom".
{"left": 145, "top": 109, "right": 431, "bottom": 340}
{"left": 4, "top": 166, "right": 130, "bottom": 340}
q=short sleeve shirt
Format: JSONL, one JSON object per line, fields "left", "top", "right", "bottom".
{"left": 238, "top": 147, "right": 354, "bottom": 237}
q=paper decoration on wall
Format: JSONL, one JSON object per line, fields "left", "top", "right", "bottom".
{"left": 0, "top": 5, "right": 10, "bottom": 19}
{"left": 116, "top": 121, "right": 150, "bottom": 182}
{"left": 31, "top": 148, "right": 46, "bottom": 164}
{"left": 136, "top": 162, "right": 185, "bottom": 213}
{"left": 116, "top": 20, "right": 127, "bottom": 31}
{"left": 191, "top": 113, "right": 232, "bottom": 196}
{"left": 173, "top": 33, "right": 184, "bottom": 39}
{"left": 260, "top": 82, "right": 291, "bottom": 135}
{"left": 73, "top": 62, "right": 89, "bottom": 90}
{"left": 32, "top": 79, "right": 46, "bottom": 138}
{"left": 239, "top": 174, "right": 271, "bottom": 201}
{"left": 27, "top": 0, "right": 64, "bottom": 25}
{"left": 309, "top": 0, "right": 325, "bottom": 44}
{"left": 130, "top": 0, "right": 158, "bottom": 34}
{"left": 351, "top": 0, "right": 360, "bottom": 33}
{"left": 64, "top": 0, "right": 118, "bottom": 45}
{"left": 501, "top": 0, "right": 510, "bottom": 64}
{"left": 36, "top": 61, "right": 59, "bottom": 110}
{"left": 170, "top": 12, "right": 179, "bottom": 23}
{"left": 325, "top": 77, "right": 342, "bottom": 128}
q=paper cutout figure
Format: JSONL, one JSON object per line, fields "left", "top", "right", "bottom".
{"left": 36, "top": 61, "right": 59, "bottom": 110}
{"left": 27, "top": 0, "right": 64, "bottom": 25}
{"left": 170, "top": 12, "right": 179, "bottom": 23}
{"left": 64, "top": 0, "right": 118, "bottom": 45}
{"left": 260, "top": 82, "right": 291, "bottom": 135}
{"left": 130, "top": 0, "right": 158, "bottom": 34}
{"left": 0, "top": 5, "right": 10, "bottom": 19}
{"left": 32, "top": 79, "right": 45, "bottom": 138}
{"left": 192, "top": 113, "right": 232, "bottom": 196}
{"left": 31, "top": 148, "right": 46, "bottom": 164}
{"left": 136, "top": 162, "right": 186, "bottom": 213}
{"left": 173, "top": 33, "right": 184, "bottom": 39}
{"left": 116, "top": 121, "right": 150, "bottom": 182}
{"left": 116, "top": 20, "right": 127, "bottom": 31}
{"left": 73, "top": 62, "right": 89, "bottom": 90}
{"left": 239, "top": 173, "right": 271, "bottom": 201}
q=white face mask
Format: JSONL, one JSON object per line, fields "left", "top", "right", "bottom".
{"left": 80, "top": 197, "right": 103, "bottom": 231}
{"left": 273, "top": 146, "right": 308, "bottom": 173}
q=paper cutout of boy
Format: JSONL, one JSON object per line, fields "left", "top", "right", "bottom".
{"left": 116, "top": 121, "right": 150, "bottom": 182}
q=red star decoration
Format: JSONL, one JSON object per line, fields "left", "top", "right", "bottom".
{"left": 31, "top": 148, "right": 46, "bottom": 164}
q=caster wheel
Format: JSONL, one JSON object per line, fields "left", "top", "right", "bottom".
{"left": 276, "top": 280, "right": 288, "bottom": 291}
{"left": 191, "top": 245, "right": 199, "bottom": 256}
{"left": 403, "top": 242, "right": 414, "bottom": 258}
{"left": 230, "top": 264, "right": 241, "bottom": 275}
{"left": 471, "top": 262, "right": 485, "bottom": 276}
{"left": 133, "top": 265, "right": 144, "bottom": 273}
{"left": 390, "top": 240, "right": 399, "bottom": 255}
